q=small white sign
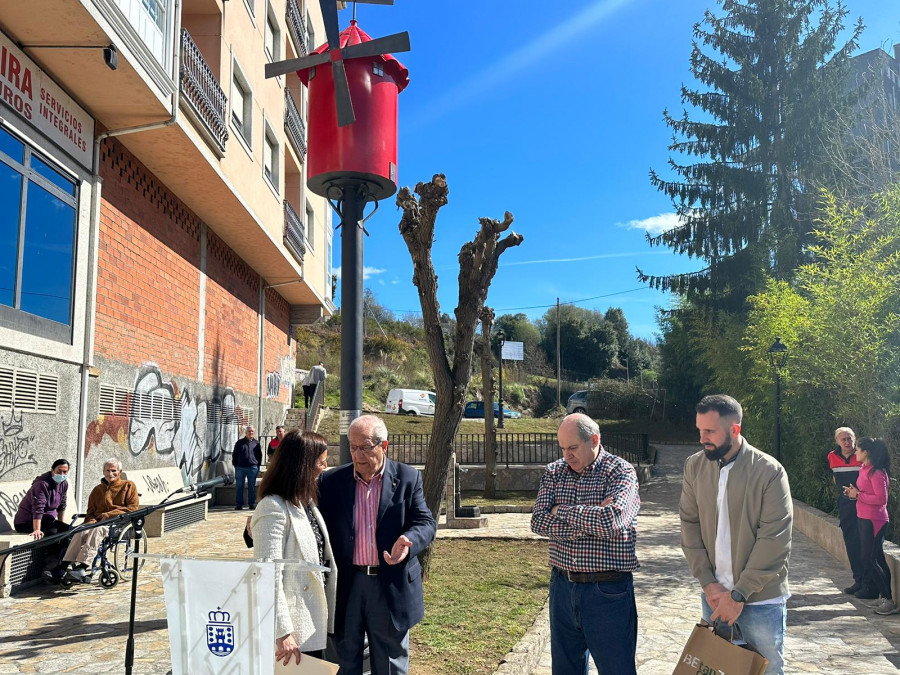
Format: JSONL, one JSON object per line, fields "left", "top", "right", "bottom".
{"left": 0, "top": 32, "right": 95, "bottom": 168}
{"left": 501, "top": 341, "right": 524, "bottom": 361}
{"left": 339, "top": 409, "right": 361, "bottom": 435}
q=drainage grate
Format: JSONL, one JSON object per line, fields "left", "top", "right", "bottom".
{"left": 163, "top": 501, "right": 207, "bottom": 533}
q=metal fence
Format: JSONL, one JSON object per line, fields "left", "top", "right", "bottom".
{"left": 380, "top": 432, "right": 649, "bottom": 467}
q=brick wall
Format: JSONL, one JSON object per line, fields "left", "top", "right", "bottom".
{"left": 263, "top": 287, "right": 294, "bottom": 404}
{"left": 95, "top": 139, "right": 201, "bottom": 378}
{"left": 203, "top": 230, "right": 261, "bottom": 393}
{"left": 95, "top": 138, "right": 294, "bottom": 398}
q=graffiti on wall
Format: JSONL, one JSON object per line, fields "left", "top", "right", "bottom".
{"left": 0, "top": 410, "right": 37, "bottom": 480}
{"left": 266, "top": 372, "right": 281, "bottom": 399}
{"left": 86, "top": 365, "right": 257, "bottom": 481}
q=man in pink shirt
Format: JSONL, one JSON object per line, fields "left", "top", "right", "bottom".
{"left": 318, "top": 415, "right": 436, "bottom": 675}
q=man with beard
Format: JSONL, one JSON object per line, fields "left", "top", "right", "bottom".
{"left": 680, "top": 395, "right": 792, "bottom": 675}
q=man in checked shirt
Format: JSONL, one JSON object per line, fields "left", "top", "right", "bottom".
{"left": 531, "top": 413, "right": 641, "bottom": 675}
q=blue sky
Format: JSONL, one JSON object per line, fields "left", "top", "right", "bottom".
{"left": 332, "top": 0, "right": 900, "bottom": 339}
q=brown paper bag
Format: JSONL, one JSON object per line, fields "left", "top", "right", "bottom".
{"left": 672, "top": 621, "right": 769, "bottom": 675}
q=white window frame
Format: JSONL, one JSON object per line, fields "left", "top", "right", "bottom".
{"left": 230, "top": 57, "right": 254, "bottom": 155}
{"left": 264, "top": 2, "right": 281, "bottom": 63}
{"left": 262, "top": 117, "right": 280, "bottom": 195}
{"left": 244, "top": 0, "right": 256, "bottom": 21}
{"left": 305, "top": 200, "right": 315, "bottom": 251}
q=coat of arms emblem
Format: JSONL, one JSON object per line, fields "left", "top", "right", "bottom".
{"left": 206, "top": 607, "right": 234, "bottom": 657}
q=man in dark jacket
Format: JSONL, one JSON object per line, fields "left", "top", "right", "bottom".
{"left": 318, "top": 415, "right": 436, "bottom": 675}
{"left": 232, "top": 426, "right": 262, "bottom": 510}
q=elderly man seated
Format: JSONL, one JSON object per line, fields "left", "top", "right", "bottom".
{"left": 63, "top": 458, "right": 139, "bottom": 582}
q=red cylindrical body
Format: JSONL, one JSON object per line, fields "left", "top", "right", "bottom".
{"left": 301, "top": 22, "right": 409, "bottom": 202}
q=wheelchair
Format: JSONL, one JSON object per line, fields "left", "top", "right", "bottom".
{"left": 57, "top": 515, "right": 149, "bottom": 589}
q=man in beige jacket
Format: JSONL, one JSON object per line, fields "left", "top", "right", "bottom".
{"left": 680, "top": 395, "right": 792, "bottom": 675}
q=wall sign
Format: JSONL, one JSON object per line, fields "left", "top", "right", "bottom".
{"left": 0, "top": 32, "right": 94, "bottom": 169}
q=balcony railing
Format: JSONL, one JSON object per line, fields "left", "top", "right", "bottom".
{"left": 284, "top": 90, "right": 307, "bottom": 158}
{"left": 180, "top": 28, "right": 229, "bottom": 153}
{"left": 284, "top": 200, "right": 306, "bottom": 264}
{"left": 286, "top": 0, "right": 309, "bottom": 58}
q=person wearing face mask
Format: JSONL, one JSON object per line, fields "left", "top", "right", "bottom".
{"left": 681, "top": 395, "right": 793, "bottom": 675}
{"left": 61, "top": 457, "right": 139, "bottom": 583}
{"left": 13, "top": 458, "right": 72, "bottom": 582}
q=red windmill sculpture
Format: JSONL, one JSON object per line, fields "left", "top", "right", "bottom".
{"left": 265, "top": 0, "right": 411, "bottom": 464}
{"left": 266, "top": 0, "right": 410, "bottom": 201}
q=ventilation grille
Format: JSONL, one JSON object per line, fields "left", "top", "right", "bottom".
{"left": 99, "top": 384, "right": 182, "bottom": 422}
{"left": 163, "top": 500, "right": 207, "bottom": 533}
{"left": 0, "top": 366, "right": 59, "bottom": 414}
{"left": 206, "top": 403, "right": 254, "bottom": 427}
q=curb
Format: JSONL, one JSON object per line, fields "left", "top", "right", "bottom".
{"left": 492, "top": 600, "right": 551, "bottom": 675}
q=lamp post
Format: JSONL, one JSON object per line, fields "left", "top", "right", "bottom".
{"left": 497, "top": 329, "right": 505, "bottom": 430}
{"left": 767, "top": 337, "right": 789, "bottom": 463}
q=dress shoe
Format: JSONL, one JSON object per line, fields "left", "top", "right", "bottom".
{"left": 844, "top": 582, "right": 862, "bottom": 595}
{"left": 234, "top": 505, "right": 244, "bottom": 510}
{"left": 855, "top": 587, "right": 880, "bottom": 600}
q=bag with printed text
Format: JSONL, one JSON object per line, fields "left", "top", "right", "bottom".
{"left": 672, "top": 621, "right": 768, "bottom": 675}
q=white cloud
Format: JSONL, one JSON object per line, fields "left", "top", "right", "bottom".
{"left": 334, "top": 266, "right": 387, "bottom": 281}
{"left": 620, "top": 213, "right": 684, "bottom": 236}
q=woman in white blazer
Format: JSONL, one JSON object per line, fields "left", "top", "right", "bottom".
{"left": 250, "top": 430, "right": 336, "bottom": 666}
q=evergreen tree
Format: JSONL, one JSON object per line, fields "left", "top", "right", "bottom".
{"left": 640, "top": 0, "right": 861, "bottom": 307}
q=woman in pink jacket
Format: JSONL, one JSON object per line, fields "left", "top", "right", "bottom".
{"left": 844, "top": 437, "right": 895, "bottom": 615}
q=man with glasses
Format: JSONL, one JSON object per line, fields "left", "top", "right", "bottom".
{"left": 318, "top": 415, "right": 436, "bottom": 675}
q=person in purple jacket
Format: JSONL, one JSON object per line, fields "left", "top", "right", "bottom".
{"left": 843, "top": 438, "right": 895, "bottom": 615}
{"left": 13, "top": 458, "right": 72, "bottom": 582}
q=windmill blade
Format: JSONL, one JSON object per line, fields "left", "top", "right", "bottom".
{"left": 265, "top": 52, "right": 331, "bottom": 79}
{"left": 320, "top": 0, "right": 342, "bottom": 48}
{"left": 341, "top": 31, "right": 410, "bottom": 60}
{"left": 331, "top": 59, "right": 356, "bottom": 126}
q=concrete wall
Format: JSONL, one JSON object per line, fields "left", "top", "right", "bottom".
{"left": 792, "top": 499, "right": 900, "bottom": 603}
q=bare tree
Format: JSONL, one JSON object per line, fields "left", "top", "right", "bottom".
{"left": 479, "top": 306, "right": 498, "bottom": 499}
{"left": 397, "top": 174, "right": 523, "bottom": 570}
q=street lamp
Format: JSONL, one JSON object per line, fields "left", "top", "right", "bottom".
{"left": 767, "top": 337, "right": 789, "bottom": 463}
{"left": 497, "top": 329, "right": 506, "bottom": 430}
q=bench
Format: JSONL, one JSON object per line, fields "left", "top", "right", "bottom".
{"left": 125, "top": 467, "right": 211, "bottom": 538}
{"left": 0, "top": 479, "right": 50, "bottom": 597}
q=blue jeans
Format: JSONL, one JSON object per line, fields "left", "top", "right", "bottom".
{"left": 233, "top": 465, "right": 259, "bottom": 508}
{"left": 549, "top": 568, "right": 637, "bottom": 675}
{"left": 701, "top": 595, "right": 786, "bottom": 675}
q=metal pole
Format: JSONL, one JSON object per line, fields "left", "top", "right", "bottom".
{"left": 556, "top": 298, "right": 561, "bottom": 407}
{"left": 339, "top": 185, "right": 367, "bottom": 465}
{"left": 774, "top": 370, "right": 782, "bottom": 463}
{"left": 497, "top": 339, "right": 505, "bottom": 430}
{"left": 124, "top": 514, "right": 145, "bottom": 675}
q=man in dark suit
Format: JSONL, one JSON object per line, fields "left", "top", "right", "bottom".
{"left": 318, "top": 415, "right": 436, "bottom": 675}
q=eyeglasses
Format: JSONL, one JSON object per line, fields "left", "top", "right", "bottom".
{"left": 349, "top": 442, "right": 380, "bottom": 454}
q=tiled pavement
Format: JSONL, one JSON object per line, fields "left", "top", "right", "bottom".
{"left": 531, "top": 445, "right": 900, "bottom": 674}
{"left": 1, "top": 446, "right": 900, "bottom": 673}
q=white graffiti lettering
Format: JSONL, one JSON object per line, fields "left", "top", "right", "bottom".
{"left": 0, "top": 410, "right": 36, "bottom": 479}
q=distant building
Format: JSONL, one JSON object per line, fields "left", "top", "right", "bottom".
{"left": 0, "top": 0, "right": 335, "bottom": 504}
{"left": 844, "top": 43, "right": 900, "bottom": 188}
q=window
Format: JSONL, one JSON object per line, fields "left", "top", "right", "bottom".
{"left": 306, "top": 11, "right": 315, "bottom": 52}
{"left": 263, "top": 122, "right": 279, "bottom": 191}
{"left": 245, "top": 0, "right": 255, "bottom": 19}
{"left": 373, "top": 62, "right": 384, "bottom": 78}
{"left": 231, "top": 62, "right": 253, "bottom": 148}
{"left": 305, "top": 201, "right": 315, "bottom": 250}
{"left": 326, "top": 235, "right": 333, "bottom": 300}
{"left": 0, "top": 125, "right": 77, "bottom": 341}
{"left": 264, "top": 4, "right": 280, "bottom": 62}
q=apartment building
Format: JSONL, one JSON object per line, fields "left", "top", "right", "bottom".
{"left": 0, "top": 0, "right": 335, "bottom": 507}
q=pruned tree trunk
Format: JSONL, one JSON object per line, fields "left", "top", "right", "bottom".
{"left": 397, "top": 174, "right": 523, "bottom": 576}
{"left": 480, "top": 307, "right": 498, "bottom": 499}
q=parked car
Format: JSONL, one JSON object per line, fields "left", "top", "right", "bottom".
{"left": 566, "top": 390, "right": 588, "bottom": 414}
{"left": 463, "top": 401, "right": 521, "bottom": 419}
{"left": 385, "top": 388, "right": 436, "bottom": 416}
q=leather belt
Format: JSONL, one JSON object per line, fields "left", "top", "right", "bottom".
{"left": 554, "top": 567, "right": 629, "bottom": 583}
{"left": 353, "top": 564, "right": 380, "bottom": 576}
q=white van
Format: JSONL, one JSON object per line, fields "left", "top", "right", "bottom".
{"left": 385, "top": 388, "right": 436, "bottom": 416}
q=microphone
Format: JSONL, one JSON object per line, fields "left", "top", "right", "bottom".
{"left": 176, "top": 475, "right": 235, "bottom": 493}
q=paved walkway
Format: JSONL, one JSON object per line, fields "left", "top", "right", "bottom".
{"left": 1, "top": 446, "right": 900, "bottom": 673}
{"left": 532, "top": 445, "right": 900, "bottom": 674}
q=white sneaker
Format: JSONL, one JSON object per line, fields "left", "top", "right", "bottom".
{"left": 875, "top": 599, "right": 899, "bottom": 615}
{"left": 864, "top": 595, "right": 886, "bottom": 608}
